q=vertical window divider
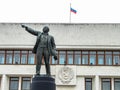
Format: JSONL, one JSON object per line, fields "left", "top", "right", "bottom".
{"left": 104, "top": 51, "right": 106, "bottom": 65}
{"left": 27, "top": 50, "right": 29, "bottom": 64}
{"left": 80, "top": 50, "right": 82, "bottom": 65}
{"left": 96, "top": 51, "right": 98, "bottom": 66}
{"left": 112, "top": 51, "right": 113, "bottom": 66}
{"left": 88, "top": 51, "right": 91, "bottom": 65}
{"left": 20, "top": 50, "right": 22, "bottom": 64}
{"left": 12, "top": 50, "right": 14, "bottom": 64}
{"left": 5, "top": 50, "right": 7, "bottom": 64}
{"left": 66, "top": 50, "right": 67, "bottom": 65}
{"left": 81, "top": 50, "right": 83, "bottom": 65}
{"left": 73, "top": 51, "right": 75, "bottom": 65}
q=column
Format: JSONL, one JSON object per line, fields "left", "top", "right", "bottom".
{"left": 1, "top": 75, "right": 9, "bottom": 90}
{"left": 18, "top": 77, "right": 22, "bottom": 90}
{"left": 111, "top": 78, "right": 114, "bottom": 90}
{"left": 94, "top": 75, "right": 99, "bottom": 90}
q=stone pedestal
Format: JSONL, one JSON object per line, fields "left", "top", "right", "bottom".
{"left": 31, "top": 75, "right": 56, "bottom": 90}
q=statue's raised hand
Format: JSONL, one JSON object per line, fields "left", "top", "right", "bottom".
{"left": 21, "top": 24, "right": 27, "bottom": 28}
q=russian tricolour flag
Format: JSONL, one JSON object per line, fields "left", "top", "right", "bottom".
{"left": 70, "top": 7, "right": 77, "bottom": 14}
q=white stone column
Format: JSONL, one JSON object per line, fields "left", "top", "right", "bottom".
{"left": 94, "top": 75, "right": 99, "bottom": 90}
{"left": 111, "top": 78, "right": 114, "bottom": 90}
{"left": 1, "top": 75, "right": 9, "bottom": 90}
{"left": 18, "top": 77, "right": 22, "bottom": 90}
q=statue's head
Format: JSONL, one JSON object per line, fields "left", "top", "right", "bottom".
{"left": 43, "top": 26, "right": 49, "bottom": 33}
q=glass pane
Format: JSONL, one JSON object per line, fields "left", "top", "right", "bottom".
{"left": 90, "top": 55, "right": 96, "bottom": 65}
{"left": 6, "top": 54, "right": 12, "bottom": 64}
{"left": 115, "top": 79, "right": 120, "bottom": 90}
{"left": 85, "top": 78, "right": 92, "bottom": 90}
{"left": 22, "top": 81, "right": 31, "bottom": 90}
{"left": 21, "top": 55, "right": 27, "bottom": 64}
{"left": 11, "top": 78, "right": 19, "bottom": 80}
{"left": 82, "top": 55, "right": 88, "bottom": 64}
{"left": 67, "top": 51, "right": 73, "bottom": 64}
{"left": 105, "top": 55, "right": 112, "bottom": 65}
{"left": 113, "top": 56, "right": 120, "bottom": 65}
{"left": 82, "top": 51, "right": 88, "bottom": 54}
{"left": 75, "top": 51, "right": 81, "bottom": 64}
{"left": 0, "top": 53, "right": 4, "bottom": 64}
{"left": 22, "top": 51, "right": 28, "bottom": 53}
{"left": 102, "top": 79, "right": 111, "bottom": 90}
{"left": 75, "top": 51, "right": 81, "bottom": 54}
{"left": 59, "top": 51, "right": 66, "bottom": 64}
{"left": 28, "top": 54, "right": 34, "bottom": 64}
{"left": 68, "top": 54, "right": 73, "bottom": 64}
{"left": 102, "top": 82, "right": 110, "bottom": 90}
{"left": 90, "top": 51, "right": 96, "bottom": 54}
{"left": 22, "top": 78, "right": 31, "bottom": 90}
{"left": 105, "top": 51, "right": 112, "bottom": 54}
{"left": 23, "top": 78, "right": 31, "bottom": 81}
{"left": 75, "top": 54, "right": 81, "bottom": 64}
{"left": 113, "top": 52, "right": 119, "bottom": 54}
{"left": 14, "top": 52, "right": 20, "bottom": 64}
{"left": 10, "top": 78, "right": 19, "bottom": 90}
{"left": 98, "top": 51, "right": 104, "bottom": 54}
{"left": 98, "top": 55, "right": 104, "bottom": 65}
{"left": 86, "top": 82, "right": 92, "bottom": 90}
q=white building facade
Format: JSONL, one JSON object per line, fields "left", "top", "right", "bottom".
{"left": 0, "top": 23, "right": 120, "bottom": 90}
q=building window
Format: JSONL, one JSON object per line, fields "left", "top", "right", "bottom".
{"left": 6, "top": 51, "right": 13, "bottom": 64}
{"left": 28, "top": 51, "right": 35, "bottom": 64}
{"left": 74, "top": 51, "right": 81, "bottom": 64}
{"left": 0, "top": 51, "right": 5, "bottom": 64}
{"left": 113, "top": 52, "right": 120, "bottom": 65}
{"left": 21, "top": 77, "right": 31, "bottom": 90}
{"left": 105, "top": 52, "right": 112, "bottom": 65}
{"left": 98, "top": 51, "right": 104, "bottom": 65}
{"left": 9, "top": 77, "right": 19, "bottom": 90}
{"left": 114, "top": 78, "right": 120, "bottom": 90}
{"left": 67, "top": 51, "right": 73, "bottom": 64}
{"left": 13, "top": 51, "right": 20, "bottom": 64}
{"left": 21, "top": 51, "right": 28, "bottom": 64}
{"left": 89, "top": 51, "right": 96, "bottom": 65}
{"left": 82, "top": 51, "right": 88, "bottom": 64}
{"left": 1, "top": 50, "right": 120, "bottom": 65}
{"left": 85, "top": 78, "right": 92, "bottom": 90}
{"left": 59, "top": 51, "right": 66, "bottom": 64}
{"left": 101, "top": 78, "right": 111, "bottom": 90}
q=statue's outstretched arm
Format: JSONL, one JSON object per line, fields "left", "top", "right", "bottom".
{"left": 21, "top": 24, "right": 40, "bottom": 36}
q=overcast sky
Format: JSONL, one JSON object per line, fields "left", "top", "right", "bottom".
{"left": 0, "top": 0, "right": 120, "bottom": 23}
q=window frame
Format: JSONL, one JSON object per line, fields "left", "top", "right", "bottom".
{"left": 85, "top": 78, "right": 92, "bottom": 90}
{"left": 101, "top": 78, "right": 111, "bottom": 90}
{"left": 21, "top": 77, "right": 31, "bottom": 90}
{"left": 1, "top": 49, "right": 120, "bottom": 66}
{"left": 114, "top": 78, "right": 120, "bottom": 90}
{"left": 9, "top": 77, "right": 19, "bottom": 90}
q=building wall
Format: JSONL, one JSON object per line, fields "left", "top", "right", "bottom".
{"left": 0, "top": 23, "right": 120, "bottom": 49}
{"left": 0, "top": 23, "right": 120, "bottom": 90}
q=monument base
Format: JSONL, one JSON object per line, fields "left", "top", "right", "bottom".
{"left": 31, "top": 75, "right": 56, "bottom": 90}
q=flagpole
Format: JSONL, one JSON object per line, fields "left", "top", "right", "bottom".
{"left": 69, "top": 3, "right": 71, "bottom": 23}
